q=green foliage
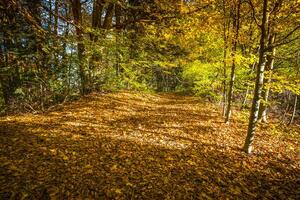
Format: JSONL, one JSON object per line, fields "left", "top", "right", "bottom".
{"left": 1, "top": 0, "right": 299, "bottom": 115}
{"left": 182, "top": 61, "right": 222, "bottom": 101}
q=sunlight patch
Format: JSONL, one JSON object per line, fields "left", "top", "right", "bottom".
{"left": 63, "top": 121, "right": 102, "bottom": 128}
{"left": 110, "top": 130, "right": 191, "bottom": 149}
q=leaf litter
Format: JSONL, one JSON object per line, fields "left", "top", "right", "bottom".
{"left": 0, "top": 91, "right": 299, "bottom": 199}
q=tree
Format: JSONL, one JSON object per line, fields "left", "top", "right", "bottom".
{"left": 225, "top": 0, "right": 241, "bottom": 123}
{"left": 244, "top": 0, "right": 269, "bottom": 154}
{"left": 258, "top": 34, "right": 275, "bottom": 122}
{"left": 71, "top": 0, "right": 87, "bottom": 95}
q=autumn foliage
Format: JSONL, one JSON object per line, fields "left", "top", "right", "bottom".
{"left": 1, "top": 91, "right": 299, "bottom": 199}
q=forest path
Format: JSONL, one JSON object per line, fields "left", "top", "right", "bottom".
{"left": 0, "top": 91, "right": 299, "bottom": 199}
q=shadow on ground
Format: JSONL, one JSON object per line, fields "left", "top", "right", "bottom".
{"left": 0, "top": 91, "right": 299, "bottom": 199}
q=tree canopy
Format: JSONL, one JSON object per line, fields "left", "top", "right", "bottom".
{"left": 0, "top": 0, "right": 299, "bottom": 198}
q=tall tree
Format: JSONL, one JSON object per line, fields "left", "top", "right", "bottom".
{"left": 225, "top": 0, "right": 241, "bottom": 123}
{"left": 221, "top": 0, "right": 230, "bottom": 117}
{"left": 258, "top": 34, "right": 275, "bottom": 122}
{"left": 71, "top": 0, "right": 87, "bottom": 95}
{"left": 244, "top": 0, "right": 269, "bottom": 154}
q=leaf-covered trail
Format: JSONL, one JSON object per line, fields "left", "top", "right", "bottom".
{"left": 0, "top": 91, "right": 299, "bottom": 199}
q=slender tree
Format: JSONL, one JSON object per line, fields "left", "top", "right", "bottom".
{"left": 244, "top": 0, "right": 269, "bottom": 154}
{"left": 258, "top": 34, "right": 276, "bottom": 122}
{"left": 221, "top": 0, "right": 230, "bottom": 117}
{"left": 225, "top": 0, "right": 241, "bottom": 123}
{"left": 71, "top": 0, "right": 87, "bottom": 95}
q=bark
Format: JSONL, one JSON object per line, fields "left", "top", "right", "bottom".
{"left": 244, "top": 0, "right": 268, "bottom": 154}
{"left": 241, "top": 62, "right": 256, "bottom": 110}
{"left": 92, "top": 0, "right": 104, "bottom": 29}
{"left": 102, "top": 3, "right": 114, "bottom": 29}
{"left": 222, "top": 0, "right": 228, "bottom": 117}
{"left": 0, "top": 33, "right": 10, "bottom": 106}
{"left": 258, "top": 34, "right": 276, "bottom": 122}
{"left": 54, "top": 0, "right": 58, "bottom": 34}
{"left": 71, "top": 0, "right": 87, "bottom": 95}
{"left": 288, "top": 66, "right": 299, "bottom": 125}
{"left": 115, "top": 3, "right": 122, "bottom": 76}
{"left": 225, "top": 0, "right": 241, "bottom": 123}
{"left": 91, "top": 0, "right": 104, "bottom": 41}
{"left": 48, "top": 0, "right": 52, "bottom": 31}
{"left": 288, "top": 95, "right": 298, "bottom": 125}
{"left": 282, "top": 91, "right": 292, "bottom": 121}
{"left": 63, "top": 4, "right": 70, "bottom": 95}
{"left": 115, "top": 3, "right": 122, "bottom": 29}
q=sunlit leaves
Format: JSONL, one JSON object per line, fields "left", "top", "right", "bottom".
{"left": 1, "top": 91, "right": 299, "bottom": 198}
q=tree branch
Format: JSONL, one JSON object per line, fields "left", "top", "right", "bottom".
{"left": 246, "top": 0, "right": 261, "bottom": 28}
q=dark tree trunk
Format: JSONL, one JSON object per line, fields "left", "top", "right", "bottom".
{"left": 102, "top": 3, "right": 114, "bottom": 29}
{"left": 71, "top": 0, "right": 87, "bottom": 95}
{"left": 91, "top": 0, "right": 104, "bottom": 41}
{"left": 115, "top": 2, "right": 122, "bottom": 76}
{"left": 222, "top": 0, "right": 229, "bottom": 117}
{"left": 225, "top": 0, "right": 241, "bottom": 123}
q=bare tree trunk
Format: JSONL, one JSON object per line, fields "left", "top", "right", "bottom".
{"left": 222, "top": 52, "right": 227, "bottom": 117}
{"left": 71, "top": 0, "right": 87, "bottom": 95}
{"left": 63, "top": 4, "right": 70, "bottom": 96}
{"left": 244, "top": 0, "right": 268, "bottom": 154}
{"left": 54, "top": 0, "right": 58, "bottom": 34}
{"left": 258, "top": 34, "right": 276, "bottom": 122}
{"left": 48, "top": 0, "right": 52, "bottom": 31}
{"left": 0, "top": 32, "right": 10, "bottom": 106}
{"left": 281, "top": 91, "right": 292, "bottom": 121}
{"left": 222, "top": 0, "right": 229, "bottom": 117}
{"left": 102, "top": 3, "right": 114, "bottom": 29}
{"left": 288, "top": 95, "right": 298, "bottom": 125}
{"left": 225, "top": 0, "right": 241, "bottom": 123}
{"left": 91, "top": 0, "right": 104, "bottom": 41}
{"left": 288, "top": 66, "right": 299, "bottom": 125}
{"left": 115, "top": 2, "right": 122, "bottom": 76}
{"left": 241, "top": 62, "right": 256, "bottom": 110}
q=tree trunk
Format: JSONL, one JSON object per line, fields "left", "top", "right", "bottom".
{"left": 102, "top": 3, "right": 114, "bottom": 29}
{"left": 281, "top": 91, "right": 292, "bottom": 121}
{"left": 244, "top": 0, "right": 268, "bottom": 154}
{"left": 71, "top": 0, "right": 87, "bottom": 95}
{"left": 115, "top": 2, "right": 122, "bottom": 76}
{"left": 288, "top": 66, "right": 299, "bottom": 125}
{"left": 225, "top": 0, "right": 241, "bottom": 123}
{"left": 63, "top": 4, "right": 70, "bottom": 96}
{"left": 288, "top": 95, "right": 298, "bottom": 125}
{"left": 0, "top": 33, "right": 10, "bottom": 106}
{"left": 91, "top": 0, "right": 104, "bottom": 41}
{"left": 258, "top": 34, "right": 275, "bottom": 122}
{"left": 222, "top": 0, "right": 228, "bottom": 117}
{"left": 241, "top": 62, "right": 256, "bottom": 110}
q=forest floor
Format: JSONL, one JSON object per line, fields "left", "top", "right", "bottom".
{"left": 0, "top": 91, "right": 299, "bottom": 199}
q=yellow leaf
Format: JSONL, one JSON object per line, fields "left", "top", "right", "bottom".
{"left": 111, "top": 164, "right": 118, "bottom": 170}
{"left": 187, "top": 160, "right": 196, "bottom": 165}
{"left": 115, "top": 189, "right": 122, "bottom": 194}
{"left": 126, "top": 182, "right": 133, "bottom": 187}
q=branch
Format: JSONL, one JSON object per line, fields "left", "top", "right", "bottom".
{"left": 10, "top": 0, "right": 47, "bottom": 36}
{"left": 269, "top": 0, "right": 282, "bottom": 15}
{"left": 246, "top": 0, "right": 261, "bottom": 28}
{"left": 276, "top": 25, "right": 300, "bottom": 44}
{"left": 268, "top": 36, "right": 300, "bottom": 50}
{"left": 41, "top": 4, "right": 80, "bottom": 31}
{"left": 267, "top": 25, "right": 300, "bottom": 50}
{"left": 117, "top": 3, "right": 212, "bottom": 29}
